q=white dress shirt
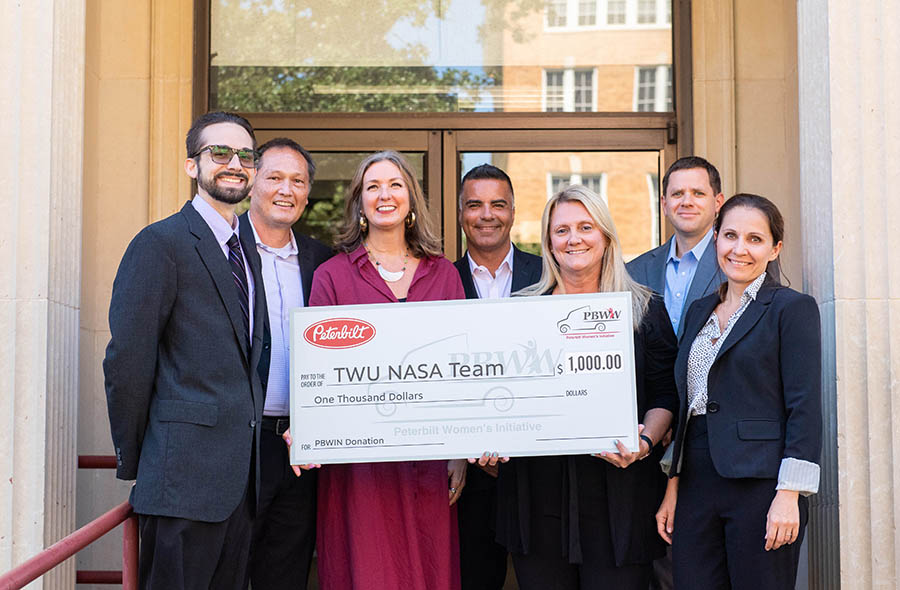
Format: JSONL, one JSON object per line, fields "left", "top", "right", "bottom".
{"left": 248, "top": 213, "right": 304, "bottom": 417}
{"left": 191, "top": 196, "right": 254, "bottom": 335}
{"left": 467, "top": 244, "right": 514, "bottom": 300}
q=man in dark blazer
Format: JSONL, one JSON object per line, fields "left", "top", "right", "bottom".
{"left": 453, "top": 164, "right": 543, "bottom": 590}
{"left": 627, "top": 157, "right": 726, "bottom": 340}
{"left": 104, "top": 112, "right": 266, "bottom": 589}
{"left": 240, "top": 138, "right": 333, "bottom": 590}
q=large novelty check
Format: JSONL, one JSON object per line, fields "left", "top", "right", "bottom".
{"left": 289, "top": 292, "right": 638, "bottom": 464}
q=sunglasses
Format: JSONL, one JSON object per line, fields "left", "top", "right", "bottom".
{"left": 192, "top": 145, "right": 258, "bottom": 168}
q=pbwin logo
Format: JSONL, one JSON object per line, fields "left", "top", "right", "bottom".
{"left": 304, "top": 318, "right": 375, "bottom": 349}
{"left": 557, "top": 305, "right": 621, "bottom": 334}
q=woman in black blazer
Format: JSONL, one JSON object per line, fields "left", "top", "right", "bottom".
{"left": 493, "top": 185, "right": 677, "bottom": 589}
{"left": 656, "top": 194, "right": 822, "bottom": 590}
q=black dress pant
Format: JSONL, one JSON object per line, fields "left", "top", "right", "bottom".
{"left": 247, "top": 426, "right": 317, "bottom": 590}
{"left": 458, "top": 465, "right": 508, "bottom": 590}
{"left": 672, "top": 416, "right": 807, "bottom": 590}
{"left": 511, "top": 551, "right": 651, "bottom": 590}
{"left": 138, "top": 483, "right": 253, "bottom": 590}
{"left": 510, "top": 456, "right": 652, "bottom": 590}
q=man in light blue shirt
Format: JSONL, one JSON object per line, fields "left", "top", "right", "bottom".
{"left": 663, "top": 227, "right": 715, "bottom": 336}
{"left": 628, "top": 157, "right": 725, "bottom": 340}
{"left": 239, "top": 138, "right": 333, "bottom": 590}
{"left": 626, "top": 156, "right": 725, "bottom": 590}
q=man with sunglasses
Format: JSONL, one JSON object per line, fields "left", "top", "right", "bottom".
{"left": 104, "top": 111, "right": 267, "bottom": 589}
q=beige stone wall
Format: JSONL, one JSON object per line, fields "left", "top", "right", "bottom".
{"left": 692, "top": 0, "right": 801, "bottom": 282}
{"left": 2, "top": 1, "right": 85, "bottom": 588}
{"left": 77, "top": 0, "right": 193, "bottom": 581}
{"left": 798, "top": 2, "right": 900, "bottom": 588}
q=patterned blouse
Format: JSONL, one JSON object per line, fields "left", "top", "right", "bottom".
{"left": 686, "top": 272, "right": 767, "bottom": 416}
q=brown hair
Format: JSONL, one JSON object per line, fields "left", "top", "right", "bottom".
{"left": 333, "top": 151, "right": 442, "bottom": 258}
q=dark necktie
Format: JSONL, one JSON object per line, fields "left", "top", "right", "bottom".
{"left": 226, "top": 234, "right": 250, "bottom": 346}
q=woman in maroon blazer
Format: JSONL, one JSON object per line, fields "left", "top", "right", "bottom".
{"left": 299, "top": 151, "right": 466, "bottom": 590}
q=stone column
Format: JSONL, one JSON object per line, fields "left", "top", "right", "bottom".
{"left": 798, "top": 0, "right": 900, "bottom": 588}
{"left": 691, "top": 0, "right": 737, "bottom": 196}
{"left": 0, "top": 1, "right": 85, "bottom": 588}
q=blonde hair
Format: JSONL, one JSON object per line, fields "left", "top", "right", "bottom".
{"left": 519, "top": 185, "right": 651, "bottom": 329}
{"left": 334, "top": 151, "right": 442, "bottom": 258}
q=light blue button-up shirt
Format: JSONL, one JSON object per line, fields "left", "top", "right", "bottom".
{"left": 664, "top": 228, "right": 713, "bottom": 333}
{"left": 248, "top": 213, "right": 304, "bottom": 417}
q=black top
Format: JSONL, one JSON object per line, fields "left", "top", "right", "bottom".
{"left": 495, "top": 295, "right": 677, "bottom": 567}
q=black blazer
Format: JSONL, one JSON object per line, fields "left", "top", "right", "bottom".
{"left": 453, "top": 245, "right": 543, "bottom": 299}
{"left": 453, "top": 246, "right": 542, "bottom": 493}
{"left": 238, "top": 215, "right": 333, "bottom": 393}
{"left": 496, "top": 296, "right": 677, "bottom": 566}
{"left": 669, "top": 282, "right": 822, "bottom": 480}
{"left": 104, "top": 201, "right": 267, "bottom": 522}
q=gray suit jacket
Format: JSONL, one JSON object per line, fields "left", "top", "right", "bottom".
{"left": 626, "top": 236, "right": 725, "bottom": 340}
{"left": 104, "top": 201, "right": 267, "bottom": 522}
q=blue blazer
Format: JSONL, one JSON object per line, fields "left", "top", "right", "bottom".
{"left": 668, "top": 281, "right": 822, "bottom": 480}
{"left": 453, "top": 245, "right": 543, "bottom": 300}
{"left": 626, "top": 236, "right": 724, "bottom": 340}
{"left": 104, "top": 201, "right": 267, "bottom": 522}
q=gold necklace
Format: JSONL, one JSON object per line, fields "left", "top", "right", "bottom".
{"left": 364, "top": 242, "right": 409, "bottom": 283}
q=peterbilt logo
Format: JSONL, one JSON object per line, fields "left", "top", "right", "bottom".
{"left": 304, "top": 318, "right": 375, "bottom": 349}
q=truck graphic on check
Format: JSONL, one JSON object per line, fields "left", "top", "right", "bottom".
{"left": 557, "top": 305, "right": 622, "bottom": 334}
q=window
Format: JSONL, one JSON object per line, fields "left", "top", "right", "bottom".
{"left": 548, "top": 172, "right": 607, "bottom": 201}
{"left": 544, "top": 69, "right": 595, "bottom": 112}
{"left": 637, "top": 0, "right": 657, "bottom": 24}
{"left": 550, "top": 175, "right": 570, "bottom": 196}
{"left": 635, "top": 65, "right": 672, "bottom": 112}
{"left": 579, "top": 0, "right": 597, "bottom": 25}
{"left": 607, "top": 0, "right": 626, "bottom": 24}
{"left": 574, "top": 70, "right": 594, "bottom": 112}
{"left": 646, "top": 173, "right": 660, "bottom": 249}
{"left": 545, "top": 70, "right": 565, "bottom": 112}
{"left": 547, "top": 0, "right": 568, "bottom": 27}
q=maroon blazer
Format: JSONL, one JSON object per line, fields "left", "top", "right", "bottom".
{"left": 309, "top": 244, "right": 465, "bottom": 305}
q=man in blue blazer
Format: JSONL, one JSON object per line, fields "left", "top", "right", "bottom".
{"left": 104, "top": 112, "right": 267, "bottom": 589}
{"left": 627, "top": 157, "right": 725, "bottom": 340}
{"left": 627, "top": 159, "right": 779, "bottom": 590}
{"left": 453, "top": 164, "right": 543, "bottom": 590}
{"left": 240, "top": 138, "right": 333, "bottom": 590}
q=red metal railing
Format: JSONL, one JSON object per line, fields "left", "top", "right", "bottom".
{"left": 0, "top": 456, "right": 136, "bottom": 590}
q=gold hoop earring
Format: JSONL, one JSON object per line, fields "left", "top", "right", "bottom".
{"left": 359, "top": 213, "right": 368, "bottom": 232}
{"left": 405, "top": 211, "right": 416, "bottom": 228}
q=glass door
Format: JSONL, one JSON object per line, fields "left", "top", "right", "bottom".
{"left": 444, "top": 129, "right": 677, "bottom": 259}
{"left": 250, "top": 126, "right": 675, "bottom": 261}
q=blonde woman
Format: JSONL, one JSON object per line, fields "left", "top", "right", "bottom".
{"left": 495, "top": 185, "right": 677, "bottom": 589}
